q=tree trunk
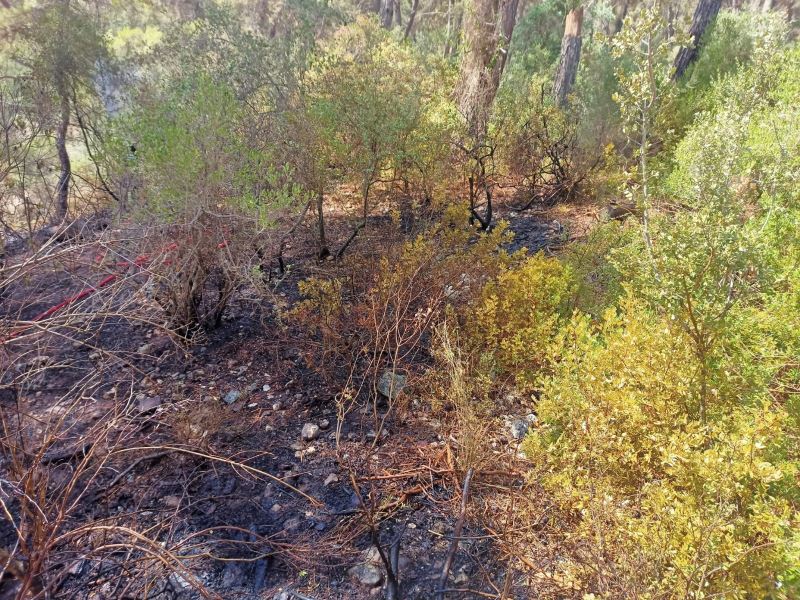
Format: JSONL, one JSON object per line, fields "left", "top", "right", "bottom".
{"left": 491, "top": 0, "right": 519, "bottom": 88}
{"left": 54, "top": 81, "right": 71, "bottom": 222}
{"left": 404, "top": 0, "right": 420, "bottom": 39}
{"left": 380, "top": 0, "right": 393, "bottom": 28}
{"left": 455, "top": 0, "right": 519, "bottom": 138}
{"left": 613, "top": 0, "right": 628, "bottom": 34}
{"left": 672, "top": 0, "right": 722, "bottom": 80}
{"left": 316, "top": 189, "right": 329, "bottom": 259}
{"left": 553, "top": 6, "right": 584, "bottom": 107}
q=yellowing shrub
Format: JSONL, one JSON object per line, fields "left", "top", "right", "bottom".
{"left": 524, "top": 298, "right": 800, "bottom": 598}
{"left": 465, "top": 254, "right": 574, "bottom": 392}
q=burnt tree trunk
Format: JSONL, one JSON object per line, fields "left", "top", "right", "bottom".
{"left": 553, "top": 6, "right": 584, "bottom": 107}
{"left": 404, "top": 0, "right": 420, "bottom": 39}
{"left": 54, "top": 80, "right": 71, "bottom": 223}
{"left": 316, "top": 189, "right": 329, "bottom": 259}
{"left": 672, "top": 0, "right": 722, "bottom": 80}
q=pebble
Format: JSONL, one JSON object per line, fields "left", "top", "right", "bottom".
{"left": 301, "top": 422, "right": 320, "bottom": 441}
{"left": 324, "top": 473, "right": 339, "bottom": 487}
{"left": 294, "top": 446, "right": 316, "bottom": 458}
{"left": 348, "top": 563, "right": 383, "bottom": 587}
{"left": 162, "top": 495, "right": 181, "bottom": 508}
{"left": 454, "top": 567, "right": 469, "bottom": 585}
{"left": 508, "top": 419, "right": 528, "bottom": 440}
{"left": 137, "top": 395, "right": 162, "bottom": 413}
{"left": 224, "top": 390, "right": 241, "bottom": 405}
{"left": 319, "top": 418, "right": 330, "bottom": 430}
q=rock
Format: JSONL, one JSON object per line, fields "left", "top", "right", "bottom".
{"left": 508, "top": 419, "right": 529, "bottom": 440}
{"left": 163, "top": 495, "right": 181, "bottom": 508}
{"left": 301, "top": 422, "right": 320, "bottom": 441}
{"left": 272, "top": 401, "right": 283, "bottom": 411}
{"left": 454, "top": 566, "right": 469, "bottom": 585}
{"left": 324, "top": 473, "right": 339, "bottom": 487}
{"left": 348, "top": 563, "right": 384, "bottom": 587}
{"left": 319, "top": 418, "right": 331, "bottom": 430}
{"left": 224, "top": 390, "right": 241, "bottom": 405}
{"left": 363, "top": 546, "right": 382, "bottom": 564}
{"left": 137, "top": 395, "right": 162, "bottom": 413}
{"left": 377, "top": 370, "right": 407, "bottom": 399}
{"left": 294, "top": 446, "right": 316, "bottom": 458}
{"left": 262, "top": 383, "right": 272, "bottom": 392}
{"left": 137, "top": 343, "right": 153, "bottom": 355}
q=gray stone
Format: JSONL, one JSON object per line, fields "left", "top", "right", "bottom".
{"left": 508, "top": 419, "right": 529, "bottom": 440}
{"left": 377, "top": 370, "right": 407, "bottom": 399}
{"left": 348, "top": 563, "right": 384, "bottom": 587}
{"left": 137, "top": 395, "right": 162, "bottom": 413}
{"left": 224, "top": 390, "right": 241, "bottom": 405}
{"left": 301, "top": 422, "right": 320, "bottom": 441}
{"left": 454, "top": 567, "right": 469, "bottom": 585}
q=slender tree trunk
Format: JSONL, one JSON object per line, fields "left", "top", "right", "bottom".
{"left": 613, "top": 0, "right": 629, "bottom": 33}
{"left": 761, "top": 0, "right": 773, "bottom": 11}
{"left": 316, "top": 188, "right": 329, "bottom": 259}
{"left": 404, "top": 0, "right": 420, "bottom": 39}
{"left": 54, "top": 81, "right": 71, "bottom": 222}
{"left": 491, "top": 0, "right": 519, "bottom": 88}
{"left": 553, "top": 6, "right": 584, "bottom": 107}
{"left": 672, "top": 0, "right": 722, "bottom": 80}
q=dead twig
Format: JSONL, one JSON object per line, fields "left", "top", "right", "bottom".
{"left": 436, "top": 467, "right": 474, "bottom": 600}
{"left": 106, "top": 450, "right": 170, "bottom": 489}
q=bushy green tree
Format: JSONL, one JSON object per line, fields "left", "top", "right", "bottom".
{"left": 307, "top": 16, "right": 456, "bottom": 254}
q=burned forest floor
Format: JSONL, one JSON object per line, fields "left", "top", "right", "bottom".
{"left": 0, "top": 192, "right": 599, "bottom": 600}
